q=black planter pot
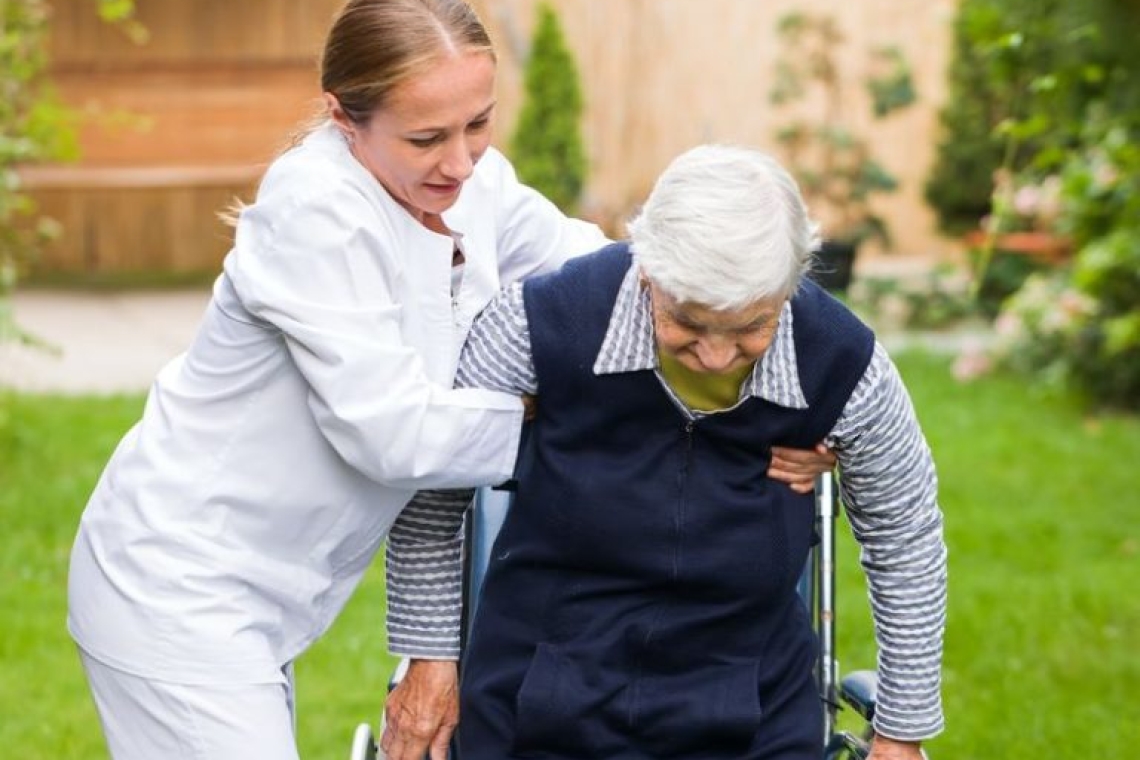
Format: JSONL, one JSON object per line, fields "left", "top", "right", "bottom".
{"left": 809, "top": 239, "right": 858, "bottom": 293}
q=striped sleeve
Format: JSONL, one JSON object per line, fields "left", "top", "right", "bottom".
{"left": 455, "top": 282, "right": 537, "bottom": 394}
{"left": 828, "top": 342, "right": 948, "bottom": 741}
{"left": 385, "top": 488, "right": 474, "bottom": 659}
{"left": 385, "top": 285, "right": 536, "bottom": 659}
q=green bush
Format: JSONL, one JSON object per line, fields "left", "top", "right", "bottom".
{"left": 944, "top": 0, "right": 1140, "bottom": 410}
{"left": 923, "top": 0, "right": 1112, "bottom": 233}
{"left": 848, "top": 268, "right": 981, "bottom": 332}
{"left": 508, "top": 3, "right": 586, "bottom": 214}
{"left": 1068, "top": 232, "right": 1140, "bottom": 407}
{"left": 1, "top": 1, "right": 140, "bottom": 347}
{"left": 992, "top": 110, "right": 1140, "bottom": 410}
{"left": 969, "top": 250, "right": 1049, "bottom": 318}
{"left": 0, "top": 0, "right": 74, "bottom": 345}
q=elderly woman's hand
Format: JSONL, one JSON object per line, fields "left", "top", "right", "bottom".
{"left": 380, "top": 659, "right": 459, "bottom": 760}
{"left": 867, "top": 735, "right": 927, "bottom": 760}
{"left": 768, "top": 443, "right": 836, "bottom": 493}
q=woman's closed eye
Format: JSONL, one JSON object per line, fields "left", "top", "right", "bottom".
{"left": 408, "top": 133, "right": 445, "bottom": 149}
{"left": 466, "top": 117, "right": 491, "bottom": 134}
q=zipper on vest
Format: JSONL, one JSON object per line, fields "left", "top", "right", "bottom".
{"left": 654, "top": 368, "right": 696, "bottom": 423}
{"left": 672, "top": 418, "right": 695, "bottom": 582}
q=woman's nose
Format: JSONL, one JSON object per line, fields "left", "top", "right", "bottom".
{"left": 440, "top": 136, "right": 475, "bottom": 181}
{"left": 693, "top": 336, "right": 738, "bottom": 373}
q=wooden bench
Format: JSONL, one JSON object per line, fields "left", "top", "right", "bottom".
{"left": 19, "top": 164, "right": 264, "bottom": 277}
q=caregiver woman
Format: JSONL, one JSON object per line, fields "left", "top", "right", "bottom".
{"left": 66, "top": 1, "right": 832, "bottom": 759}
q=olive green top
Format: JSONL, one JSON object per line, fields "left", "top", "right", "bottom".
{"left": 657, "top": 350, "right": 754, "bottom": 412}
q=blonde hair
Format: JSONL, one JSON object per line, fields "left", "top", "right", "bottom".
{"left": 222, "top": 0, "right": 495, "bottom": 227}
{"left": 322, "top": 0, "right": 495, "bottom": 125}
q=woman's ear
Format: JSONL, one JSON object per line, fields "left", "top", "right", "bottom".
{"left": 323, "top": 92, "right": 354, "bottom": 140}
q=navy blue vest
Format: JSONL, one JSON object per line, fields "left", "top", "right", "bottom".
{"left": 459, "top": 243, "right": 874, "bottom": 759}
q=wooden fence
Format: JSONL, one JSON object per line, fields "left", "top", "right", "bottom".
{"left": 471, "top": 0, "right": 961, "bottom": 256}
{"left": 25, "top": 0, "right": 961, "bottom": 277}
{"left": 24, "top": 0, "right": 340, "bottom": 277}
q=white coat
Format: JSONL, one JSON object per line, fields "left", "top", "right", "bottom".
{"left": 67, "top": 123, "right": 608, "bottom": 685}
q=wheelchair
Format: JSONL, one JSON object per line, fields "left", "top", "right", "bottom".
{"left": 351, "top": 472, "right": 879, "bottom": 760}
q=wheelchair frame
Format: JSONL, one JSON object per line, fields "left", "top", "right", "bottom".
{"left": 351, "top": 472, "right": 879, "bottom": 760}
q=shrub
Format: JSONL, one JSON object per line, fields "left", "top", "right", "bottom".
{"left": 991, "top": 109, "right": 1140, "bottom": 411}
{"left": 0, "top": 0, "right": 74, "bottom": 346}
{"left": 767, "top": 11, "right": 916, "bottom": 250}
{"left": 508, "top": 3, "right": 586, "bottom": 214}
{"left": 848, "top": 267, "right": 981, "bottom": 332}
{"left": 1, "top": 0, "right": 140, "bottom": 347}
{"left": 923, "top": 0, "right": 1107, "bottom": 233}
{"left": 942, "top": 0, "right": 1140, "bottom": 410}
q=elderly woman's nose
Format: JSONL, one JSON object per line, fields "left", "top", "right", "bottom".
{"left": 694, "top": 336, "right": 738, "bottom": 372}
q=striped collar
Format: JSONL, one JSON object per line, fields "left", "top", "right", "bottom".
{"left": 592, "top": 264, "right": 809, "bottom": 410}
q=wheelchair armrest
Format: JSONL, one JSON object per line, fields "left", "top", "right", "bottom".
{"left": 350, "top": 723, "right": 379, "bottom": 760}
{"left": 839, "top": 669, "right": 878, "bottom": 722}
{"left": 388, "top": 657, "right": 410, "bottom": 693}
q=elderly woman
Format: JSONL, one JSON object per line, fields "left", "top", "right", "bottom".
{"left": 433, "top": 145, "right": 947, "bottom": 760}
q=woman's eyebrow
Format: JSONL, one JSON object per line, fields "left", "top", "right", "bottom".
{"left": 408, "top": 103, "right": 497, "bottom": 136}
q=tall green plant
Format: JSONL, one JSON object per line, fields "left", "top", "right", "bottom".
{"left": 768, "top": 11, "right": 916, "bottom": 249}
{"left": 508, "top": 2, "right": 586, "bottom": 214}
{"left": 0, "top": 0, "right": 75, "bottom": 346}
{"left": 0, "top": 0, "right": 140, "bottom": 349}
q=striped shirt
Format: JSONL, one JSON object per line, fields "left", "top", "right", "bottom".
{"left": 387, "top": 265, "right": 947, "bottom": 741}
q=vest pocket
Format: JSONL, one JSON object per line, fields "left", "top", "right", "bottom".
{"left": 512, "top": 643, "right": 609, "bottom": 756}
{"left": 633, "top": 661, "right": 764, "bottom": 755}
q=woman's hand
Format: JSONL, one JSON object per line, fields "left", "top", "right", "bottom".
{"left": 380, "top": 659, "right": 459, "bottom": 760}
{"left": 768, "top": 443, "right": 837, "bottom": 493}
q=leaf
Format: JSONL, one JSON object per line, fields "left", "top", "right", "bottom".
{"left": 1103, "top": 313, "right": 1140, "bottom": 356}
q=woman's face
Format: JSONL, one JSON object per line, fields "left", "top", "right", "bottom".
{"left": 329, "top": 51, "right": 497, "bottom": 224}
{"left": 648, "top": 281, "right": 785, "bottom": 375}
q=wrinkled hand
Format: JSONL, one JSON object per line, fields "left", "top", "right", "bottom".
{"left": 867, "top": 735, "right": 926, "bottom": 760}
{"left": 380, "top": 659, "right": 459, "bottom": 760}
{"left": 768, "top": 443, "right": 837, "bottom": 493}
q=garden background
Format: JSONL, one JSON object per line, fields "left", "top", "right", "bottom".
{"left": 2, "top": 0, "right": 1139, "bottom": 757}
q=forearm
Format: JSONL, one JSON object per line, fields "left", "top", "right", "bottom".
{"left": 857, "top": 500, "right": 947, "bottom": 740}
{"left": 841, "top": 424, "right": 946, "bottom": 739}
{"left": 385, "top": 489, "right": 474, "bottom": 659}
{"left": 386, "top": 283, "right": 535, "bottom": 658}
{"left": 832, "top": 344, "right": 947, "bottom": 740}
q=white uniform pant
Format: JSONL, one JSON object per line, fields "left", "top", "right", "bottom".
{"left": 80, "top": 649, "right": 299, "bottom": 760}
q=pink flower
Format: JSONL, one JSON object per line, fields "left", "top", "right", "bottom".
{"left": 1013, "top": 185, "right": 1041, "bottom": 217}
{"left": 952, "top": 343, "right": 993, "bottom": 382}
{"left": 994, "top": 312, "right": 1024, "bottom": 339}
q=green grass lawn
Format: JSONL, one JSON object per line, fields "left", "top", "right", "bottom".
{"left": 1, "top": 352, "right": 1137, "bottom": 758}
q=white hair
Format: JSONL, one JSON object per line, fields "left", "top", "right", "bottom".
{"left": 627, "top": 144, "right": 820, "bottom": 310}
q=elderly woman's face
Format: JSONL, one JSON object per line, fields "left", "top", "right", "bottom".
{"left": 649, "top": 282, "right": 784, "bottom": 375}
{"left": 329, "top": 50, "right": 496, "bottom": 224}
